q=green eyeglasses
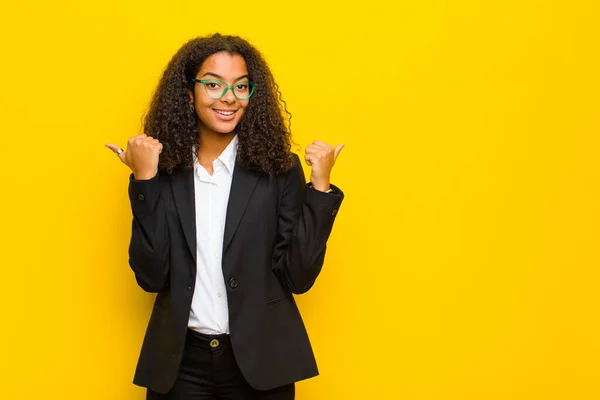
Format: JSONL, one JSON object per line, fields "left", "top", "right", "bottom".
{"left": 191, "top": 78, "right": 256, "bottom": 100}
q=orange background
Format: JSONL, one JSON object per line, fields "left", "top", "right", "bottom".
{"left": 1, "top": 0, "right": 599, "bottom": 398}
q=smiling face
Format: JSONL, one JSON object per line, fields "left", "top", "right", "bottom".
{"left": 191, "top": 52, "right": 250, "bottom": 138}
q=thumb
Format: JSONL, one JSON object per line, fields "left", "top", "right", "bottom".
{"left": 105, "top": 143, "right": 126, "bottom": 162}
{"left": 333, "top": 143, "right": 345, "bottom": 159}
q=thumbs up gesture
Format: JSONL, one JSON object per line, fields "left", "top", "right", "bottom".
{"left": 105, "top": 134, "right": 163, "bottom": 180}
{"left": 304, "top": 140, "right": 344, "bottom": 192}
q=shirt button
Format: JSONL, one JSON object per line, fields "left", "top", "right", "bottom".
{"left": 217, "top": 293, "right": 222, "bottom": 298}
{"left": 229, "top": 278, "right": 239, "bottom": 288}
{"left": 137, "top": 194, "right": 145, "bottom": 201}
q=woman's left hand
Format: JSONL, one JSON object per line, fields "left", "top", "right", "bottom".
{"left": 305, "top": 141, "right": 344, "bottom": 192}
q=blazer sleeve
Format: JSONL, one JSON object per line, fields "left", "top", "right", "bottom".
{"left": 271, "top": 154, "right": 344, "bottom": 294}
{"left": 128, "top": 173, "right": 171, "bottom": 292}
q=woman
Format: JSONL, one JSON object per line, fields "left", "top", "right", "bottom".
{"left": 106, "top": 33, "right": 344, "bottom": 400}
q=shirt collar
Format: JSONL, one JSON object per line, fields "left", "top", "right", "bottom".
{"left": 192, "top": 135, "right": 238, "bottom": 175}
{"left": 217, "top": 134, "right": 238, "bottom": 175}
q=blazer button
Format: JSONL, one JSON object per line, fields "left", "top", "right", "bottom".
{"left": 229, "top": 278, "right": 239, "bottom": 288}
{"left": 331, "top": 209, "right": 338, "bottom": 216}
{"left": 137, "top": 193, "right": 145, "bottom": 201}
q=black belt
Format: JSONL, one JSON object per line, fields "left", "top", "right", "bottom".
{"left": 186, "top": 328, "right": 232, "bottom": 349}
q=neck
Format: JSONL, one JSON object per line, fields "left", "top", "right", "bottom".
{"left": 197, "top": 129, "right": 236, "bottom": 165}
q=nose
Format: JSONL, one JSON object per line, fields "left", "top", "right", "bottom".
{"left": 221, "top": 87, "right": 236, "bottom": 104}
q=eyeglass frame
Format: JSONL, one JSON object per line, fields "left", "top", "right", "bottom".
{"left": 191, "top": 78, "right": 256, "bottom": 100}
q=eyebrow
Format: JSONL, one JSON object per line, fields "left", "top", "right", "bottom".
{"left": 199, "top": 72, "right": 249, "bottom": 81}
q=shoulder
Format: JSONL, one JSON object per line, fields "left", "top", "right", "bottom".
{"left": 287, "top": 152, "right": 303, "bottom": 175}
{"left": 274, "top": 152, "right": 304, "bottom": 183}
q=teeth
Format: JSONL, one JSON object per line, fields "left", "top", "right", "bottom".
{"left": 216, "top": 110, "right": 234, "bottom": 115}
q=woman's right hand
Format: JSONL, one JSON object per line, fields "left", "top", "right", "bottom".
{"left": 105, "top": 134, "right": 163, "bottom": 180}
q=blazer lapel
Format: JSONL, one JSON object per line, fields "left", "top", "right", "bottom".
{"left": 223, "top": 162, "right": 260, "bottom": 254}
{"left": 170, "top": 167, "right": 197, "bottom": 263}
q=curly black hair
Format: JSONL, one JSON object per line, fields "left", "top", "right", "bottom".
{"left": 143, "top": 33, "right": 295, "bottom": 175}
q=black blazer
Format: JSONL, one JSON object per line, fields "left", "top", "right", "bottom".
{"left": 127, "top": 153, "right": 343, "bottom": 393}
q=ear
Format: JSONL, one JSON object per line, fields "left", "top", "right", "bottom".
{"left": 188, "top": 90, "right": 194, "bottom": 103}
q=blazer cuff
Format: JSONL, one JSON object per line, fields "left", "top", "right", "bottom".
{"left": 305, "top": 183, "right": 344, "bottom": 216}
{"left": 128, "top": 173, "right": 161, "bottom": 216}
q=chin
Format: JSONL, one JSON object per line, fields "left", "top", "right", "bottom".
{"left": 213, "top": 121, "right": 239, "bottom": 134}
{"left": 213, "top": 126, "right": 236, "bottom": 134}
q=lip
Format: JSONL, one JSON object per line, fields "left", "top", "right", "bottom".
{"left": 213, "top": 109, "right": 238, "bottom": 121}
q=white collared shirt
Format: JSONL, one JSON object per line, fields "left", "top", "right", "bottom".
{"left": 188, "top": 135, "right": 238, "bottom": 335}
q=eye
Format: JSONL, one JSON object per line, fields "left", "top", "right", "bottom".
{"left": 236, "top": 83, "right": 248, "bottom": 90}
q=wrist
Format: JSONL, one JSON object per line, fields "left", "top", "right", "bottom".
{"left": 310, "top": 182, "right": 332, "bottom": 192}
{"left": 133, "top": 170, "right": 157, "bottom": 180}
{"left": 310, "top": 177, "right": 331, "bottom": 192}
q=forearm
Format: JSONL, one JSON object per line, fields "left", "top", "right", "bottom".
{"left": 127, "top": 174, "right": 171, "bottom": 292}
{"left": 273, "top": 185, "right": 343, "bottom": 294}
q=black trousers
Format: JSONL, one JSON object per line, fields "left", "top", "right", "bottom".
{"left": 147, "top": 329, "right": 295, "bottom": 400}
